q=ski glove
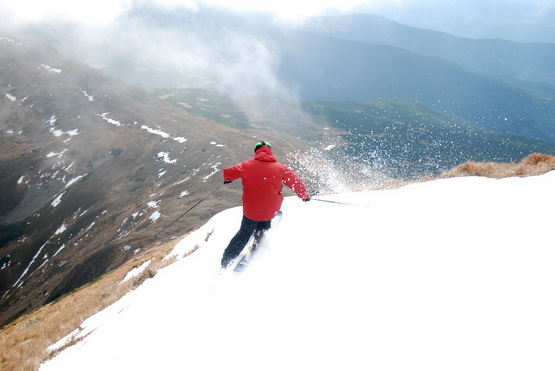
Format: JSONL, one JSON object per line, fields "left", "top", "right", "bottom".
{"left": 303, "top": 196, "right": 311, "bottom": 202}
{"left": 224, "top": 180, "right": 233, "bottom": 184}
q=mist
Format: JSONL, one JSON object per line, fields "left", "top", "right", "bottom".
{"left": 3, "top": 0, "right": 553, "bottom": 127}
{"left": 1, "top": 4, "right": 309, "bottom": 128}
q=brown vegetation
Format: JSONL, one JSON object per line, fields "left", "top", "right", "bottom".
{"left": 0, "top": 239, "right": 181, "bottom": 371}
{"left": 440, "top": 153, "right": 555, "bottom": 179}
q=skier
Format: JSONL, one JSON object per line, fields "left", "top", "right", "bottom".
{"left": 221, "top": 141, "right": 311, "bottom": 269}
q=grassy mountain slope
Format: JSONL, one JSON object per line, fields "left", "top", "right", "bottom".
{"left": 0, "top": 35, "right": 306, "bottom": 327}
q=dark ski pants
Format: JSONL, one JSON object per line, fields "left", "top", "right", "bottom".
{"left": 221, "top": 216, "right": 271, "bottom": 268}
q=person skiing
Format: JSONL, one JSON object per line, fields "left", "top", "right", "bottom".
{"left": 220, "top": 141, "right": 311, "bottom": 269}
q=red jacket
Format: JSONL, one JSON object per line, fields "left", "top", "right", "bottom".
{"left": 223, "top": 146, "right": 310, "bottom": 221}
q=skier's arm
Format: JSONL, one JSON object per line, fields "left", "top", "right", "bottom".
{"left": 282, "top": 167, "right": 310, "bottom": 200}
{"left": 223, "top": 163, "right": 244, "bottom": 183}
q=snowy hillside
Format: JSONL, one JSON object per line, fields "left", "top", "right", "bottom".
{"left": 42, "top": 173, "right": 555, "bottom": 370}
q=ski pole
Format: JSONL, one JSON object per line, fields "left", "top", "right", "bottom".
{"left": 156, "top": 183, "right": 224, "bottom": 237}
{"left": 312, "top": 198, "right": 369, "bottom": 207}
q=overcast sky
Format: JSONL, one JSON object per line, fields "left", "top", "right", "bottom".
{"left": 0, "top": 0, "right": 546, "bottom": 27}
{"left": 2, "top": 0, "right": 367, "bottom": 26}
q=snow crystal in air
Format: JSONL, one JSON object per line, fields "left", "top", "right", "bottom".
{"left": 5, "top": 94, "right": 16, "bottom": 102}
{"left": 324, "top": 145, "right": 336, "bottom": 151}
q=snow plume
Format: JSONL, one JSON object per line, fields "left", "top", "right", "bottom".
{"left": 288, "top": 145, "right": 393, "bottom": 194}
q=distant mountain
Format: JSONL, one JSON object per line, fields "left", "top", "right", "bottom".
{"left": 0, "top": 35, "right": 305, "bottom": 327}
{"left": 303, "top": 14, "right": 555, "bottom": 87}
{"left": 273, "top": 30, "right": 555, "bottom": 142}
{"left": 357, "top": 0, "right": 555, "bottom": 44}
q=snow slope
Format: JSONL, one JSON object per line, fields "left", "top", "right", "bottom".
{"left": 42, "top": 172, "right": 555, "bottom": 371}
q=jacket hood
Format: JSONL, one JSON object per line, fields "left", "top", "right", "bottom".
{"left": 254, "top": 145, "right": 277, "bottom": 162}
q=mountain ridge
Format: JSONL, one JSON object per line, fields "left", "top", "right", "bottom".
{"left": 303, "top": 13, "right": 555, "bottom": 86}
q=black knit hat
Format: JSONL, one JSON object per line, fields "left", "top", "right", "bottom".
{"left": 254, "top": 141, "right": 272, "bottom": 153}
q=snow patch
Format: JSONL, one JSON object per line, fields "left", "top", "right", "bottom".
{"left": 39, "top": 64, "right": 61, "bottom": 74}
{"left": 149, "top": 211, "right": 161, "bottom": 222}
{"left": 53, "top": 244, "right": 66, "bottom": 257}
{"left": 141, "top": 125, "right": 170, "bottom": 138}
{"left": 50, "top": 127, "right": 79, "bottom": 137}
{"left": 121, "top": 260, "right": 152, "bottom": 284}
{"left": 147, "top": 201, "right": 160, "bottom": 209}
{"left": 5, "top": 93, "right": 16, "bottom": 102}
{"left": 100, "top": 113, "right": 123, "bottom": 127}
{"left": 51, "top": 192, "right": 66, "bottom": 208}
{"left": 82, "top": 91, "right": 94, "bottom": 101}
{"left": 54, "top": 223, "right": 67, "bottom": 235}
{"left": 156, "top": 152, "right": 177, "bottom": 164}
{"left": 203, "top": 162, "right": 221, "bottom": 181}
{"left": 65, "top": 175, "right": 85, "bottom": 188}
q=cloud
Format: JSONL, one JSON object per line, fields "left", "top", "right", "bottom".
{"left": 0, "top": 0, "right": 375, "bottom": 28}
{"left": 0, "top": 0, "right": 135, "bottom": 27}
{"left": 5, "top": 2, "right": 309, "bottom": 127}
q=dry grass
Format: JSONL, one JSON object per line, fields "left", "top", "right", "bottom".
{"left": 0, "top": 238, "right": 182, "bottom": 371}
{"left": 440, "top": 153, "right": 555, "bottom": 179}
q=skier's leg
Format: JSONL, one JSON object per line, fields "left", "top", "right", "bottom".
{"left": 221, "top": 216, "right": 257, "bottom": 268}
{"left": 256, "top": 220, "right": 272, "bottom": 233}
{"left": 251, "top": 220, "right": 272, "bottom": 253}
